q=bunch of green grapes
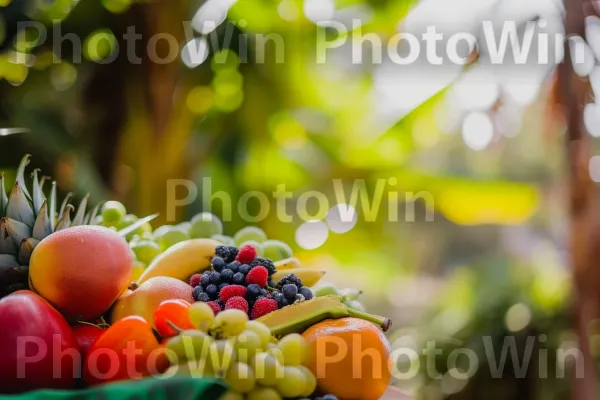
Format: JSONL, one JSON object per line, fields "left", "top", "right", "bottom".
{"left": 163, "top": 303, "right": 318, "bottom": 400}
{"left": 314, "top": 284, "right": 366, "bottom": 312}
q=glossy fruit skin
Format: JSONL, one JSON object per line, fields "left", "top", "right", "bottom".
{"left": 72, "top": 324, "right": 105, "bottom": 357}
{"left": 83, "top": 316, "right": 162, "bottom": 386}
{"left": 29, "top": 226, "right": 133, "bottom": 321}
{"left": 110, "top": 277, "right": 194, "bottom": 329}
{"left": 0, "top": 291, "right": 79, "bottom": 394}
{"left": 302, "top": 317, "right": 392, "bottom": 400}
{"left": 153, "top": 299, "right": 194, "bottom": 338}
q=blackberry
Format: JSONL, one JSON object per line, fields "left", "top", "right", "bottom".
{"left": 216, "top": 299, "right": 225, "bottom": 309}
{"left": 197, "top": 292, "right": 210, "bottom": 302}
{"left": 227, "top": 261, "right": 240, "bottom": 273}
{"left": 322, "top": 395, "right": 339, "bottom": 400}
{"left": 267, "top": 279, "right": 275, "bottom": 288}
{"left": 211, "top": 256, "right": 225, "bottom": 272}
{"left": 200, "top": 273, "right": 211, "bottom": 287}
{"left": 226, "top": 246, "right": 239, "bottom": 262}
{"left": 239, "top": 264, "right": 250, "bottom": 275}
{"left": 192, "top": 285, "right": 204, "bottom": 301}
{"left": 232, "top": 272, "right": 245, "bottom": 285}
{"left": 282, "top": 284, "right": 298, "bottom": 300}
{"left": 206, "top": 284, "right": 218, "bottom": 299}
{"left": 219, "top": 283, "right": 229, "bottom": 291}
{"left": 250, "top": 257, "right": 276, "bottom": 276}
{"left": 299, "top": 286, "right": 314, "bottom": 300}
{"left": 246, "top": 284, "right": 261, "bottom": 300}
{"left": 215, "top": 245, "right": 230, "bottom": 260}
{"left": 209, "top": 271, "right": 221, "bottom": 284}
{"left": 295, "top": 294, "right": 305, "bottom": 302}
{"left": 260, "top": 288, "right": 268, "bottom": 296}
{"left": 221, "top": 269, "right": 234, "bottom": 282}
{"left": 276, "top": 273, "right": 302, "bottom": 290}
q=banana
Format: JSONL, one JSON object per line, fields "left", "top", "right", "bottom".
{"left": 271, "top": 268, "right": 326, "bottom": 287}
{"left": 136, "top": 238, "right": 220, "bottom": 284}
{"left": 273, "top": 257, "right": 301, "bottom": 271}
{"left": 257, "top": 295, "right": 391, "bottom": 336}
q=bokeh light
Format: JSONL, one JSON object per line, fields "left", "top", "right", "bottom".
{"left": 303, "top": 0, "right": 335, "bottom": 23}
{"left": 181, "top": 37, "right": 209, "bottom": 68}
{"left": 295, "top": 220, "right": 329, "bottom": 249}
{"left": 186, "top": 86, "right": 214, "bottom": 114}
{"left": 83, "top": 30, "right": 117, "bottom": 62}
{"left": 50, "top": 62, "right": 77, "bottom": 91}
{"left": 326, "top": 204, "right": 357, "bottom": 234}
{"left": 589, "top": 156, "right": 600, "bottom": 183}
{"left": 505, "top": 303, "right": 532, "bottom": 332}
{"left": 461, "top": 112, "right": 493, "bottom": 151}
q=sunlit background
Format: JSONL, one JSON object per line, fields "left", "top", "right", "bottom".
{"left": 0, "top": 0, "right": 596, "bottom": 398}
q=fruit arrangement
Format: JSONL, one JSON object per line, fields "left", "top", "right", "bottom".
{"left": 0, "top": 155, "right": 395, "bottom": 400}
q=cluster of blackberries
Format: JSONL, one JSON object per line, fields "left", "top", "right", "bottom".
{"left": 273, "top": 273, "right": 313, "bottom": 309}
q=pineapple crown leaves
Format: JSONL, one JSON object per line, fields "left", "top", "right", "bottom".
{"left": 0, "top": 155, "right": 102, "bottom": 267}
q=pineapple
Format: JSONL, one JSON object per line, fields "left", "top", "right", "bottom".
{"left": 0, "top": 155, "right": 100, "bottom": 297}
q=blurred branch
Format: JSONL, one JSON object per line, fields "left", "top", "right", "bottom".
{"left": 558, "top": 0, "right": 599, "bottom": 398}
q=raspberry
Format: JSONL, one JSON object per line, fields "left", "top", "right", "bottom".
{"left": 189, "top": 274, "right": 203, "bottom": 287}
{"left": 250, "top": 298, "right": 278, "bottom": 319}
{"left": 206, "top": 301, "right": 222, "bottom": 315}
{"left": 219, "top": 285, "right": 247, "bottom": 302}
{"left": 276, "top": 274, "right": 303, "bottom": 290}
{"left": 250, "top": 257, "right": 276, "bottom": 276}
{"left": 225, "top": 296, "right": 249, "bottom": 313}
{"left": 245, "top": 266, "right": 268, "bottom": 287}
{"left": 236, "top": 245, "right": 257, "bottom": 264}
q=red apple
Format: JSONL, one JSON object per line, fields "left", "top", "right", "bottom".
{"left": 0, "top": 291, "right": 79, "bottom": 393}
{"left": 72, "top": 324, "right": 105, "bottom": 357}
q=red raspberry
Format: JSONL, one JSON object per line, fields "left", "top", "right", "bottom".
{"left": 225, "top": 296, "right": 249, "bottom": 313}
{"left": 189, "top": 274, "right": 203, "bottom": 287}
{"left": 245, "top": 266, "right": 268, "bottom": 288}
{"left": 206, "top": 301, "right": 222, "bottom": 315}
{"left": 219, "top": 285, "right": 247, "bottom": 302}
{"left": 250, "top": 298, "right": 278, "bottom": 320}
{"left": 236, "top": 245, "right": 257, "bottom": 264}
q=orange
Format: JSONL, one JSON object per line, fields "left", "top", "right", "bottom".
{"left": 302, "top": 317, "right": 392, "bottom": 400}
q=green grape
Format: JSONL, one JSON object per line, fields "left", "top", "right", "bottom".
{"left": 247, "top": 386, "right": 282, "bottom": 400}
{"left": 165, "top": 330, "right": 213, "bottom": 364}
{"left": 189, "top": 212, "right": 223, "bottom": 238}
{"left": 262, "top": 240, "right": 293, "bottom": 261}
{"left": 159, "top": 227, "right": 189, "bottom": 251}
{"left": 189, "top": 302, "right": 215, "bottom": 331}
{"left": 253, "top": 352, "right": 284, "bottom": 387}
{"left": 178, "top": 221, "right": 192, "bottom": 233}
{"left": 152, "top": 225, "right": 172, "bottom": 240}
{"left": 212, "top": 309, "right": 248, "bottom": 338}
{"left": 233, "top": 330, "right": 262, "bottom": 363}
{"left": 130, "top": 260, "right": 146, "bottom": 281}
{"left": 277, "top": 333, "right": 308, "bottom": 366}
{"left": 345, "top": 299, "right": 366, "bottom": 312}
{"left": 225, "top": 362, "right": 256, "bottom": 393}
{"left": 234, "top": 226, "right": 267, "bottom": 245}
{"left": 245, "top": 321, "right": 272, "bottom": 349}
{"left": 206, "top": 339, "right": 236, "bottom": 373}
{"left": 275, "top": 366, "right": 306, "bottom": 398}
{"left": 130, "top": 239, "right": 161, "bottom": 264}
{"left": 219, "top": 391, "right": 244, "bottom": 400}
{"left": 296, "top": 365, "right": 317, "bottom": 397}
{"left": 101, "top": 201, "right": 126, "bottom": 226}
{"left": 266, "top": 344, "right": 284, "bottom": 365}
{"left": 240, "top": 240, "right": 263, "bottom": 256}
{"left": 211, "top": 234, "right": 236, "bottom": 246}
{"left": 339, "top": 287, "right": 362, "bottom": 300}
{"left": 314, "top": 283, "right": 339, "bottom": 297}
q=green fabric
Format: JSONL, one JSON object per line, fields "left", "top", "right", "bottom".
{"left": 0, "top": 377, "right": 227, "bottom": 400}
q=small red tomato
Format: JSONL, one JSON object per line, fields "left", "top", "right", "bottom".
{"left": 72, "top": 324, "right": 105, "bottom": 357}
{"left": 83, "top": 316, "right": 161, "bottom": 386}
{"left": 153, "top": 299, "right": 194, "bottom": 338}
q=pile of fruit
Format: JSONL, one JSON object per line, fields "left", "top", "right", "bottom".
{"left": 0, "top": 156, "right": 394, "bottom": 400}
